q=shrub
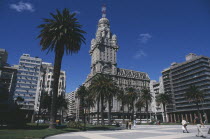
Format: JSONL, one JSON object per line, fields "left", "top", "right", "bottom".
{"left": 67, "top": 121, "right": 82, "bottom": 128}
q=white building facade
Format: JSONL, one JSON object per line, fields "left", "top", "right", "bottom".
{"left": 66, "top": 91, "right": 77, "bottom": 116}
{"left": 150, "top": 77, "right": 165, "bottom": 122}
{"left": 35, "top": 62, "right": 66, "bottom": 111}
{"left": 14, "top": 54, "right": 42, "bottom": 111}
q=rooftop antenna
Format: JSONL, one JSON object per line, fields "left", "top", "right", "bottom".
{"left": 102, "top": 4, "right": 106, "bottom": 18}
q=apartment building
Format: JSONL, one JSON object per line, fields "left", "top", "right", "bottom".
{"left": 162, "top": 53, "right": 210, "bottom": 123}
{"left": 150, "top": 77, "right": 165, "bottom": 122}
{"left": 34, "top": 62, "right": 66, "bottom": 111}
{"left": 14, "top": 54, "right": 42, "bottom": 111}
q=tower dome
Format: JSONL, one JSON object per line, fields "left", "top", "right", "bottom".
{"left": 98, "top": 17, "right": 110, "bottom": 25}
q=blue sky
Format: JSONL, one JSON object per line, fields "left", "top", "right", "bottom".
{"left": 1, "top": 0, "right": 210, "bottom": 93}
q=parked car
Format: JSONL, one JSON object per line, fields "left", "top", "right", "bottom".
{"left": 35, "top": 119, "right": 44, "bottom": 123}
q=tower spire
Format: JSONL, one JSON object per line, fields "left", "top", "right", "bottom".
{"left": 102, "top": 4, "right": 106, "bottom": 18}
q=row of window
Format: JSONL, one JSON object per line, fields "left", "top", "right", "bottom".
{"left": 17, "top": 75, "right": 38, "bottom": 80}
{"left": 172, "top": 67, "right": 210, "bottom": 80}
{"left": 15, "top": 87, "right": 37, "bottom": 91}
{"left": 20, "top": 58, "right": 41, "bottom": 63}
{"left": 171, "top": 58, "right": 209, "bottom": 73}
{"left": 172, "top": 62, "right": 209, "bottom": 76}
{"left": 18, "top": 71, "right": 39, "bottom": 76}
{"left": 173, "top": 71, "right": 210, "bottom": 85}
{"left": 173, "top": 76, "right": 210, "bottom": 88}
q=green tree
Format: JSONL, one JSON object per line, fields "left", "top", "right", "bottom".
{"left": 141, "top": 88, "right": 152, "bottom": 123}
{"left": 85, "top": 88, "right": 95, "bottom": 124}
{"left": 15, "top": 96, "right": 25, "bottom": 108}
{"left": 104, "top": 78, "right": 117, "bottom": 125}
{"left": 57, "top": 94, "right": 68, "bottom": 124}
{"left": 156, "top": 93, "right": 171, "bottom": 122}
{"left": 126, "top": 87, "right": 138, "bottom": 121}
{"left": 117, "top": 89, "right": 127, "bottom": 123}
{"left": 37, "top": 8, "right": 86, "bottom": 128}
{"left": 185, "top": 85, "right": 204, "bottom": 118}
{"left": 135, "top": 99, "right": 145, "bottom": 123}
{"left": 89, "top": 74, "right": 113, "bottom": 125}
{"left": 77, "top": 85, "right": 88, "bottom": 129}
{"left": 41, "top": 93, "right": 52, "bottom": 111}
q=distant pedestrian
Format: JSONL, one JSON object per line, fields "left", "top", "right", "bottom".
{"left": 194, "top": 115, "right": 206, "bottom": 138}
{"left": 126, "top": 121, "right": 129, "bottom": 129}
{"left": 128, "top": 121, "right": 132, "bottom": 129}
{"left": 133, "top": 120, "right": 136, "bottom": 128}
{"left": 181, "top": 118, "right": 189, "bottom": 133}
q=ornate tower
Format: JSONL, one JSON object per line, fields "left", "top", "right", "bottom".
{"left": 89, "top": 5, "right": 119, "bottom": 76}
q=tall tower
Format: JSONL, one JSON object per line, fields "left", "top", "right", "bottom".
{"left": 89, "top": 5, "right": 119, "bottom": 76}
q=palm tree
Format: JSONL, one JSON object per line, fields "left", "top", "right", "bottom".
{"left": 104, "top": 78, "right": 118, "bottom": 125}
{"left": 77, "top": 85, "right": 88, "bottom": 128}
{"left": 84, "top": 88, "right": 95, "bottom": 124}
{"left": 15, "top": 96, "right": 25, "bottom": 108}
{"left": 126, "top": 87, "right": 138, "bottom": 121}
{"left": 57, "top": 94, "right": 68, "bottom": 124}
{"left": 117, "top": 89, "right": 127, "bottom": 123}
{"left": 156, "top": 93, "right": 171, "bottom": 122}
{"left": 141, "top": 88, "right": 152, "bottom": 123}
{"left": 89, "top": 74, "right": 113, "bottom": 125}
{"left": 135, "top": 99, "right": 145, "bottom": 123}
{"left": 37, "top": 8, "right": 86, "bottom": 128}
{"left": 185, "top": 85, "right": 204, "bottom": 118}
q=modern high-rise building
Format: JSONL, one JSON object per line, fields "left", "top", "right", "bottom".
{"left": 14, "top": 54, "right": 42, "bottom": 111}
{"left": 0, "top": 66, "right": 17, "bottom": 103}
{"left": 0, "top": 49, "right": 17, "bottom": 112}
{"left": 66, "top": 91, "right": 76, "bottom": 117}
{"left": 35, "top": 62, "right": 66, "bottom": 111}
{"left": 84, "top": 8, "right": 150, "bottom": 121}
{"left": 162, "top": 53, "right": 210, "bottom": 123}
{"left": 150, "top": 77, "right": 165, "bottom": 122}
{"left": 0, "top": 49, "right": 8, "bottom": 67}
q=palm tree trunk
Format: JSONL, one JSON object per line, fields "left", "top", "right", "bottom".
{"left": 60, "top": 109, "right": 63, "bottom": 125}
{"left": 108, "top": 98, "right": 111, "bottom": 125}
{"left": 88, "top": 106, "right": 90, "bottom": 124}
{"left": 132, "top": 102, "right": 134, "bottom": 121}
{"left": 122, "top": 103, "right": 125, "bottom": 123}
{"left": 139, "top": 108, "right": 142, "bottom": 124}
{"left": 146, "top": 101, "right": 148, "bottom": 123}
{"left": 49, "top": 49, "right": 64, "bottom": 129}
{"left": 101, "top": 96, "right": 104, "bottom": 125}
{"left": 163, "top": 103, "right": 166, "bottom": 122}
{"left": 196, "top": 102, "right": 200, "bottom": 118}
{"left": 97, "top": 99, "right": 99, "bottom": 125}
{"left": 84, "top": 109, "right": 86, "bottom": 131}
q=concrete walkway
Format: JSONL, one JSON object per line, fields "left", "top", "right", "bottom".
{"left": 46, "top": 125, "right": 210, "bottom": 139}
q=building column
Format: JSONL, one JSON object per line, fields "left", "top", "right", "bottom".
{"left": 199, "top": 113, "right": 202, "bottom": 120}
{"left": 185, "top": 114, "right": 188, "bottom": 122}
{"left": 166, "top": 113, "right": 169, "bottom": 122}
{"left": 177, "top": 114, "right": 181, "bottom": 123}
{"left": 174, "top": 113, "right": 176, "bottom": 123}
{"left": 181, "top": 114, "right": 183, "bottom": 120}
{"left": 170, "top": 114, "right": 173, "bottom": 123}
{"left": 204, "top": 113, "right": 208, "bottom": 123}
{"left": 190, "top": 113, "right": 193, "bottom": 123}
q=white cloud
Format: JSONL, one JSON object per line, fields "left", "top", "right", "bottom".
{"left": 134, "top": 50, "right": 147, "bottom": 59}
{"left": 10, "top": 1, "right": 35, "bottom": 12}
{"left": 138, "top": 33, "right": 152, "bottom": 44}
{"left": 72, "top": 10, "right": 80, "bottom": 15}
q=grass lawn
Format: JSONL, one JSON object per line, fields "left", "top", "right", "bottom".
{"left": 0, "top": 123, "right": 120, "bottom": 139}
{"left": 0, "top": 127, "right": 79, "bottom": 139}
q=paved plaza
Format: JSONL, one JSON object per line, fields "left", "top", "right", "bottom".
{"left": 46, "top": 125, "right": 210, "bottom": 139}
